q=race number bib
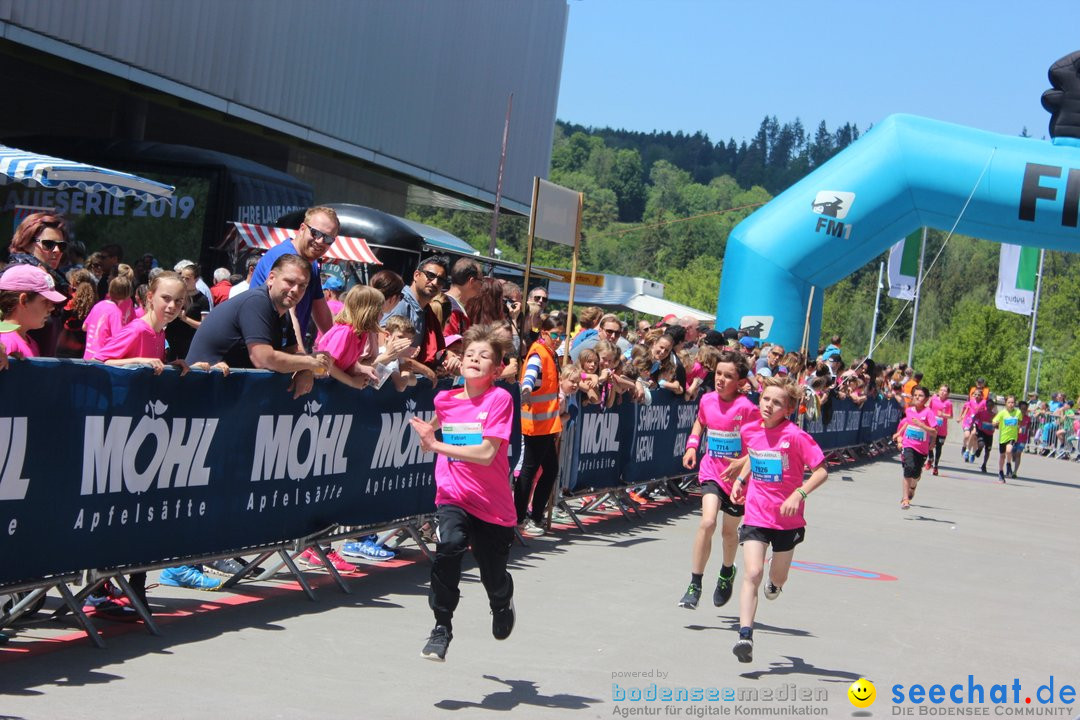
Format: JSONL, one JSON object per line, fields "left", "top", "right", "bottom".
{"left": 904, "top": 426, "right": 927, "bottom": 443}
{"left": 442, "top": 422, "right": 483, "bottom": 462}
{"left": 980, "top": 421, "right": 994, "bottom": 432}
{"left": 706, "top": 429, "right": 741, "bottom": 459}
{"left": 749, "top": 449, "right": 783, "bottom": 483}
{"left": 1003, "top": 417, "right": 1018, "bottom": 427}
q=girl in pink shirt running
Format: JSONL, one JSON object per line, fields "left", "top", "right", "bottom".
{"left": 409, "top": 324, "right": 517, "bottom": 662}
{"left": 726, "top": 375, "right": 828, "bottom": 664}
{"left": 893, "top": 386, "right": 938, "bottom": 509}
{"left": 927, "top": 384, "right": 954, "bottom": 476}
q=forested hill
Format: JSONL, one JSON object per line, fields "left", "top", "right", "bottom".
{"left": 408, "top": 116, "right": 1080, "bottom": 397}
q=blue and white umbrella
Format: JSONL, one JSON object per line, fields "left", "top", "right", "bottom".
{"left": 0, "top": 144, "right": 174, "bottom": 201}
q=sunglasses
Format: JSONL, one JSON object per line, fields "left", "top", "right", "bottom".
{"left": 530, "top": 295, "right": 548, "bottom": 303}
{"left": 304, "top": 224, "right": 336, "bottom": 245}
{"left": 36, "top": 239, "right": 68, "bottom": 252}
{"left": 419, "top": 268, "right": 448, "bottom": 286}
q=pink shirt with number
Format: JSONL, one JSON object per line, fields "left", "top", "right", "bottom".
{"left": 83, "top": 300, "right": 124, "bottom": 360}
{"left": 433, "top": 385, "right": 516, "bottom": 527}
{"left": 314, "top": 324, "right": 372, "bottom": 372}
{"left": 1, "top": 331, "right": 39, "bottom": 358}
{"left": 928, "top": 396, "right": 953, "bottom": 438}
{"left": 95, "top": 319, "right": 165, "bottom": 362}
{"left": 696, "top": 392, "right": 760, "bottom": 492}
{"left": 740, "top": 419, "right": 825, "bottom": 531}
{"left": 899, "top": 405, "right": 937, "bottom": 454}
{"left": 962, "top": 398, "right": 985, "bottom": 428}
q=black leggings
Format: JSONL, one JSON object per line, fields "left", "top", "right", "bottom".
{"left": 976, "top": 431, "right": 994, "bottom": 464}
{"left": 514, "top": 433, "right": 560, "bottom": 524}
{"left": 430, "top": 504, "right": 514, "bottom": 631}
{"left": 931, "top": 437, "right": 946, "bottom": 468}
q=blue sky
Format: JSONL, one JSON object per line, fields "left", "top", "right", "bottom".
{"left": 556, "top": 1, "right": 1080, "bottom": 144}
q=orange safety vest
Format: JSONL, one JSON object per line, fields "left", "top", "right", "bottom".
{"left": 519, "top": 341, "right": 562, "bottom": 436}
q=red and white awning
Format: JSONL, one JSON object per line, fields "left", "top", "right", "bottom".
{"left": 230, "top": 222, "right": 380, "bottom": 265}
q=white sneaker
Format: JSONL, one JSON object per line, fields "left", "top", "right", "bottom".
{"left": 764, "top": 583, "right": 782, "bottom": 600}
{"left": 522, "top": 519, "right": 546, "bottom": 537}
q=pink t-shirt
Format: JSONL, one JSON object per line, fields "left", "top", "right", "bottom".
{"left": 314, "top": 324, "right": 371, "bottom": 372}
{"left": 96, "top": 319, "right": 166, "bottom": 362}
{"left": 696, "top": 392, "right": 760, "bottom": 491}
{"left": 314, "top": 299, "right": 346, "bottom": 345}
{"left": 975, "top": 407, "right": 996, "bottom": 435}
{"left": 899, "top": 405, "right": 937, "bottom": 454}
{"left": 1, "top": 331, "right": 39, "bottom": 358}
{"left": 740, "top": 419, "right": 825, "bottom": 530}
{"left": 962, "top": 398, "right": 986, "bottom": 427}
{"left": 117, "top": 297, "right": 135, "bottom": 324}
{"left": 1018, "top": 415, "right": 1032, "bottom": 443}
{"left": 928, "top": 396, "right": 953, "bottom": 438}
{"left": 83, "top": 300, "right": 124, "bottom": 360}
{"left": 433, "top": 385, "right": 516, "bottom": 527}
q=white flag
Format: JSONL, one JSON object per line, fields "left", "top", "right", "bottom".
{"left": 887, "top": 230, "right": 920, "bottom": 300}
{"left": 995, "top": 244, "right": 1039, "bottom": 315}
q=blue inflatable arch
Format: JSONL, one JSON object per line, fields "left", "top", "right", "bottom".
{"left": 715, "top": 112, "right": 1080, "bottom": 352}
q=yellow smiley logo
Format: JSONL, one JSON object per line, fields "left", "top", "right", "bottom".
{"left": 848, "top": 678, "right": 876, "bottom": 708}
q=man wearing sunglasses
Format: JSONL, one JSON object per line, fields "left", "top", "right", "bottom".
{"left": 382, "top": 255, "right": 456, "bottom": 375}
{"left": 250, "top": 206, "right": 339, "bottom": 339}
{"left": 755, "top": 343, "right": 786, "bottom": 377}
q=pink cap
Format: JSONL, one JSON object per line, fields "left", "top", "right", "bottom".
{"left": 443, "top": 334, "right": 462, "bottom": 347}
{"left": 0, "top": 265, "right": 66, "bottom": 303}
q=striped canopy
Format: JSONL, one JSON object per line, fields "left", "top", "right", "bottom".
{"left": 230, "top": 222, "right": 380, "bottom": 265}
{"left": 0, "top": 144, "right": 175, "bottom": 201}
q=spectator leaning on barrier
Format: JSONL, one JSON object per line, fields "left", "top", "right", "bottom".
{"left": 382, "top": 255, "right": 455, "bottom": 378}
{"left": 250, "top": 206, "right": 339, "bottom": 339}
{"left": 0, "top": 264, "right": 67, "bottom": 358}
{"left": 515, "top": 316, "right": 564, "bottom": 537}
{"left": 434, "top": 256, "right": 482, "bottom": 337}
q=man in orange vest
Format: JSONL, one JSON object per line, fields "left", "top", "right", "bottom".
{"left": 515, "top": 317, "right": 563, "bottom": 537}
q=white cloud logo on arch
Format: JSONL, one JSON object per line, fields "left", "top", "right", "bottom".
{"left": 811, "top": 191, "right": 855, "bottom": 220}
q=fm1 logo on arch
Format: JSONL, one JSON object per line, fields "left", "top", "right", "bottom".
{"left": 811, "top": 190, "right": 855, "bottom": 238}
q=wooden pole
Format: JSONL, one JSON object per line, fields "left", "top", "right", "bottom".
{"left": 800, "top": 286, "right": 815, "bottom": 359}
{"left": 520, "top": 177, "right": 541, "bottom": 358}
{"left": 563, "top": 192, "right": 584, "bottom": 357}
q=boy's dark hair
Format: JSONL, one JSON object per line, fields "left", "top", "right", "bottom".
{"left": 716, "top": 349, "right": 750, "bottom": 379}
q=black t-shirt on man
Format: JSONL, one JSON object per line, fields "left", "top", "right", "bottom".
{"left": 185, "top": 285, "right": 295, "bottom": 368}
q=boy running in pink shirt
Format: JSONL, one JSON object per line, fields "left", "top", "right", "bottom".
{"left": 679, "top": 350, "right": 759, "bottom": 610}
{"left": 927, "top": 384, "right": 953, "bottom": 476}
{"left": 410, "top": 324, "right": 517, "bottom": 662}
{"left": 893, "top": 386, "right": 937, "bottom": 509}
{"left": 727, "top": 376, "right": 828, "bottom": 663}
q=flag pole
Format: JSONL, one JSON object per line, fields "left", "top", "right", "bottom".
{"left": 1022, "top": 248, "right": 1046, "bottom": 398}
{"left": 906, "top": 227, "right": 927, "bottom": 367}
{"left": 868, "top": 261, "right": 883, "bottom": 357}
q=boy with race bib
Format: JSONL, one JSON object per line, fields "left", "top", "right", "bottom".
{"left": 679, "top": 350, "right": 760, "bottom": 610}
{"left": 893, "top": 385, "right": 937, "bottom": 509}
{"left": 726, "top": 376, "right": 827, "bottom": 663}
{"left": 927, "top": 384, "right": 953, "bottom": 476}
{"left": 992, "top": 395, "right": 1022, "bottom": 483}
{"left": 409, "top": 324, "right": 517, "bottom": 662}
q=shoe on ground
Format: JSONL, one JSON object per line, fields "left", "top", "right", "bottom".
{"left": 521, "top": 519, "right": 546, "bottom": 538}
{"left": 422, "top": 625, "right": 452, "bottom": 661}
{"left": 206, "top": 557, "right": 246, "bottom": 577}
{"left": 733, "top": 637, "right": 753, "bottom": 663}
{"left": 900, "top": 499, "right": 910, "bottom": 510}
{"left": 713, "top": 569, "right": 736, "bottom": 607}
{"left": 677, "top": 584, "right": 702, "bottom": 609}
{"left": 1005, "top": 463, "right": 1013, "bottom": 476}
{"left": 764, "top": 583, "right": 781, "bottom": 600}
{"left": 158, "top": 565, "right": 223, "bottom": 591}
{"left": 341, "top": 539, "right": 396, "bottom": 562}
{"left": 1009, "top": 470, "right": 1018, "bottom": 479}
{"left": 998, "top": 472, "right": 1006, "bottom": 483}
{"left": 924, "top": 460, "right": 932, "bottom": 470}
{"left": 299, "top": 548, "right": 357, "bottom": 572}
{"left": 932, "top": 467, "right": 939, "bottom": 476}
{"left": 82, "top": 596, "right": 140, "bottom": 623}
{"left": 980, "top": 464, "right": 987, "bottom": 473}
{"left": 627, "top": 491, "right": 647, "bottom": 505}
{"left": 491, "top": 600, "right": 515, "bottom": 640}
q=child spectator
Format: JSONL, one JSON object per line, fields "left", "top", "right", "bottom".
{"left": 0, "top": 265, "right": 67, "bottom": 357}
{"left": 56, "top": 268, "right": 97, "bottom": 358}
{"left": 409, "top": 324, "right": 518, "bottom": 661}
{"left": 83, "top": 273, "right": 133, "bottom": 360}
{"left": 728, "top": 376, "right": 827, "bottom": 663}
{"left": 313, "top": 284, "right": 383, "bottom": 390}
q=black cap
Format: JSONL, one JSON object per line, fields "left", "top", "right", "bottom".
{"left": 723, "top": 327, "right": 738, "bottom": 340}
{"left": 976, "top": 377, "right": 986, "bottom": 385}
{"left": 703, "top": 330, "right": 725, "bottom": 347}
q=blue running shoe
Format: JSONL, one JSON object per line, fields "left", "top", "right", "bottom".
{"left": 341, "top": 538, "right": 395, "bottom": 562}
{"left": 159, "top": 565, "right": 222, "bottom": 591}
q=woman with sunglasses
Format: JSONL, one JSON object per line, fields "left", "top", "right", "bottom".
{"left": 6, "top": 212, "right": 71, "bottom": 355}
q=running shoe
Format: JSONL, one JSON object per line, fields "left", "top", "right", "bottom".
{"left": 900, "top": 499, "right": 911, "bottom": 510}
{"left": 82, "top": 595, "right": 139, "bottom": 622}
{"left": 980, "top": 464, "right": 988, "bottom": 473}
{"left": 158, "top": 565, "right": 223, "bottom": 591}
{"left": 491, "top": 600, "right": 515, "bottom": 640}
{"left": 932, "top": 467, "right": 939, "bottom": 476}
{"left": 713, "top": 568, "right": 736, "bottom": 607}
{"left": 678, "top": 584, "right": 702, "bottom": 609}
{"left": 298, "top": 548, "right": 357, "bottom": 573}
{"left": 206, "top": 557, "right": 246, "bottom": 577}
{"left": 422, "top": 625, "right": 452, "bottom": 661}
{"left": 924, "top": 460, "right": 933, "bottom": 470}
{"left": 1009, "top": 470, "right": 1018, "bottom": 479}
{"left": 1005, "top": 463, "right": 1013, "bottom": 477}
{"left": 732, "top": 637, "right": 753, "bottom": 663}
{"left": 764, "top": 583, "right": 782, "bottom": 600}
{"left": 998, "top": 471, "right": 1006, "bottom": 484}
{"left": 627, "top": 491, "right": 647, "bottom": 505}
{"left": 341, "top": 539, "right": 396, "bottom": 562}
{"left": 521, "top": 519, "right": 546, "bottom": 537}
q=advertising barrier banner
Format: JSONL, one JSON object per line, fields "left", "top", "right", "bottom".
{"left": 0, "top": 360, "right": 519, "bottom": 587}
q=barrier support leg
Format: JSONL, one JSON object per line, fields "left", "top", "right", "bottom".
{"left": 51, "top": 577, "right": 106, "bottom": 621}
{"left": 55, "top": 582, "right": 105, "bottom": 649}
{"left": 228, "top": 551, "right": 278, "bottom": 587}
{"left": 0, "top": 586, "right": 47, "bottom": 627}
{"left": 113, "top": 573, "right": 161, "bottom": 636}
{"left": 402, "top": 523, "right": 435, "bottom": 561}
{"left": 278, "top": 550, "right": 317, "bottom": 602}
{"left": 557, "top": 499, "right": 587, "bottom": 533}
{"left": 306, "top": 545, "right": 351, "bottom": 595}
